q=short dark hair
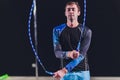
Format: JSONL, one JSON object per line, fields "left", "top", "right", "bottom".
{"left": 65, "top": 1, "right": 81, "bottom": 11}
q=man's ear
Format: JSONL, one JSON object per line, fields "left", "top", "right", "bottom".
{"left": 78, "top": 11, "right": 81, "bottom": 16}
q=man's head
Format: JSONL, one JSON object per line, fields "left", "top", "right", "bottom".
{"left": 65, "top": 1, "right": 81, "bottom": 22}
{"left": 65, "top": 1, "right": 81, "bottom": 12}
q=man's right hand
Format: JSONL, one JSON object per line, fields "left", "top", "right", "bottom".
{"left": 67, "top": 50, "right": 80, "bottom": 59}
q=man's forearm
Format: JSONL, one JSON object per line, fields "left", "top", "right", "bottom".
{"left": 65, "top": 54, "right": 84, "bottom": 72}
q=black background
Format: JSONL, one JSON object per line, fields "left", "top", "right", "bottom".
{"left": 0, "top": 0, "right": 119, "bottom": 76}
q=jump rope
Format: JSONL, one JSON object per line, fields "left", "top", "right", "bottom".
{"left": 27, "top": 0, "right": 86, "bottom": 75}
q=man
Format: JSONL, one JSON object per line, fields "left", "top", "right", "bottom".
{"left": 53, "top": 1, "right": 92, "bottom": 80}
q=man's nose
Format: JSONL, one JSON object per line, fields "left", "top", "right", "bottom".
{"left": 69, "top": 9, "right": 73, "bottom": 12}
{"left": 69, "top": 10, "right": 74, "bottom": 14}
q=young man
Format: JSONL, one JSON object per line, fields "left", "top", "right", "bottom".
{"left": 53, "top": 1, "right": 92, "bottom": 80}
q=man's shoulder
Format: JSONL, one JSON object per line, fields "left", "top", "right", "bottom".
{"left": 84, "top": 25, "right": 92, "bottom": 36}
{"left": 53, "top": 23, "right": 66, "bottom": 30}
{"left": 85, "top": 26, "right": 92, "bottom": 31}
{"left": 79, "top": 24, "right": 92, "bottom": 32}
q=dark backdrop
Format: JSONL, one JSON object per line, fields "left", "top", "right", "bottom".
{"left": 0, "top": 0, "right": 119, "bottom": 76}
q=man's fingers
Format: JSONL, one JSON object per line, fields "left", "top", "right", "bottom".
{"left": 68, "top": 50, "right": 80, "bottom": 59}
{"left": 53, "top": 71, "right": 61, "bottom": 79}
{"left": 72, "top": 51, "right": 80, "bottom": 59}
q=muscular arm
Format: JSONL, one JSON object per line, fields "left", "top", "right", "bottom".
{"left": 53, "top": 27, "right": 68, "bottom": 59}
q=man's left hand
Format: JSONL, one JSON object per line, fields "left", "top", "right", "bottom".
{"left": 53, "top": 68, "right": 67, "bottom": 79}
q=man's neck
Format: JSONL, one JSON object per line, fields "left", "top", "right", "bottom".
{"left": 67, "top": 20, "right": 79, "bottom": 28}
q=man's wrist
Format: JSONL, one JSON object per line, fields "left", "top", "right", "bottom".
{"left": 66, "top": 51, "right": 72, "bottom": 58}
{"left": 66, "top": 51, "right": 69, "bottom": 58}
{"left": 62, "top": 68, "right": 68, "bottom": 74}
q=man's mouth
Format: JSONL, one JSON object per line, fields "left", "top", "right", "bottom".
{"left": 69, "top": 14, "right": 74, "bottom": 16}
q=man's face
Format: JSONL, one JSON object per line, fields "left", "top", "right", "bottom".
{"left": 65, "top": 4, "right": 80, "bottom": 21}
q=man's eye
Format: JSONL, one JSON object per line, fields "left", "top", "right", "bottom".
{"left": 67, "top": 8, "right": 75, "bottom": 11}
{"left": 72, "top": 8, "right": 75, "bottom": 11}
{"left": 68, "top": 8, "right": 71, "bottom": 11}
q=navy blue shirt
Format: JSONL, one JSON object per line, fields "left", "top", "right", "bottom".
{"left": 53, "top": 23, "right": 92, "bottom": 71}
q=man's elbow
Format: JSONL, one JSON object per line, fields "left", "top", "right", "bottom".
{"left": 54, "top": 51, "right": 62, "bottom": 59}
